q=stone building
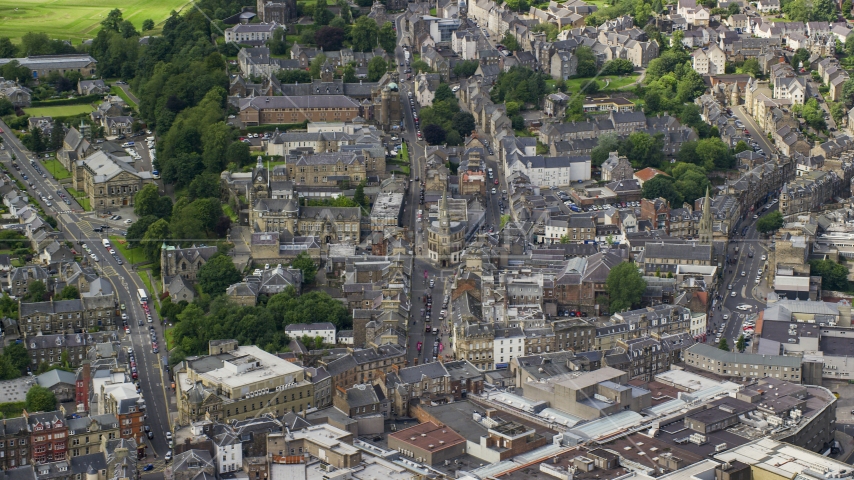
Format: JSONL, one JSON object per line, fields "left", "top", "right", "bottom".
{"left": 427, "top": 190, "right": 466, "bottom": 267}
{"left": 18, "top": 297, "right": 117, "bottom": 336}
{"left": 256, "top": 0, "right": 297, "bottom": 24}
{"left": 72, "top": 151, "right": 155, "bottom": 211}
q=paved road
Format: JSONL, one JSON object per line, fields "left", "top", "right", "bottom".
{"left": 733, "top": 105, "right": 775, "bottom": 156}
{"left": 116, "top": 83, "right": 141, "bottom": 106}
{"left": 710, "top": 201, "right": 778, "bottom": 350}
{"left": 0, "top": 121, "right": 174, "bottom": 471}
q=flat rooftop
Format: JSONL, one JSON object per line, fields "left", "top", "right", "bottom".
{"left": 190, "top": 345, "right": 304, "bottom": 390}
{"left": 388, "top": 422, "right": 466, "bottom": 451}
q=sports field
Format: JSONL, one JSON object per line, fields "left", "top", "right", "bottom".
{"left": 0, "top": 0, "right": 192, "bottom": 44}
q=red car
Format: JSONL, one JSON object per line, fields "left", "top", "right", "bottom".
{"left": 494, "top": 179, "right": 499, "bottom": 185}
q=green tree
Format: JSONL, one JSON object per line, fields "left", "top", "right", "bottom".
{"left": 718, "top": 338, "right": 730, "bottom": 351}
{"left": 134, "top": 184, "right": 172, "bottom": 219}
{"left": 605, "top": 262, "right": 647, "bottom": 312}
{"left": 226, "top": 142, "right": 252, "bottom": 168}
{"left": 590, "top": 133, "right": 620, "bottom": 166}
{"left": 197, "top": 254, "right": 242, "bottom": 296}
{"left": 453, "top": 60, "right": 479, "bottom": 78}
{"left": 501, "top": 32, "right": 519, "bottom": 51}
{"left": 452, "top": 112, "right": 476, "bottom": 137}
{"left": 575, "top": 46, "right": 597, "bottom": 77}
{"left": 101, "top": 8, "right": 124, "bottom": 32}
{"left": 670, "top": 30, "right": 685, "bottom": 49}
{"left": 188, "top": 173, "right": 221, "bottom": 201}
{"left": 0, "top": 38, "right": 15, "bottom": 58}
{"left": 353, "top": 181, "right": 367, "bottom": 208}
{"left": 126, "top": 215, "right": 158, "bottom": 248}
{"left": 267, "top": 28, "right": 288, "bottom": 55}
{"left": 309, "top": 53, "right": 328, "bottom": 78}
{"left": 350, "top": 16, "right": 379, "bottom": 52}
{"left": 740, "top": 58, "right": 761, "bottom": 77}
{"left": 378, "top": 22, "right": 397, "bottom": 54}
{"left": 423, "top": 123, "right": 446, "bottom": 144}
{"left": 756, "top": 211, "right": 785, "bottom": 234}
{"left": 202, "top": 121, "right": 233, "bottom": 173}
{"left": 559, "top": 235, "right": 570, "bottom": 244}
{"left": 411, "top": 60, "right": 431, "bottom": 74}
{"left": 3, "top": 343, "right": 29, "bottom": 371}
{"left": 25, "top": 281, "right": 47, "bottom": 303}
{"left": 734, "top": 141, "right": 751, "bottom": 154}
{"left": 0, "top": 98, "right": 13, "bottom": 117}
{"left": 811, "top": 0, "right": 837, "bottom": 21}
{"left": 810, "top": 259, "right": 849, "bottom": 291}
{"left": 434, "top": 84, "right": 455, "bottom": 103}
{"left": 49, "top": 119, "right": 64, "bottom": 151}
{"left": 314, "top": 0, "right": 334, "bottom": 25}
{"left": 142, "top": 219, "right": 170, "bottom": 261}
{"left": 142, "top": 19, "right": 155, "bottom": 31}
{"left": 25, "top": 385, "right": 56, "bottom": 412}
{"left": 790, "top": 48, "right": 810, "bottom": 70}
{"left": 59, "top": 285, "right": 80, "bottom": 300}
{"left": 342, "top": 64, "right": 357, "bottom": 83}
{"left": 367, "top": 56, "right": 388, "bottom": 82}
{"left": 642, "top": 175, "right": 683, "bottom": 206}
{"left": 291, "top": 251, "right": 317, "bottom": 284}
{"left": 736, "top": 334, "right": 746, "bottom": 352}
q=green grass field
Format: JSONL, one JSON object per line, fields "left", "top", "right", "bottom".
{"left": 41, "top": 159, "right": 71, "bottom": 180}
{"left": 566, "top": 74, "right": 640, "bottom": 92}
{"left": 66, "top": 187, "right": 92, "bottom": 211}
{"left": 24, "top": 105, "right": 94, "bottom": 117}
{"left": 0, "top": 0, "right": 192, "bottom": 43}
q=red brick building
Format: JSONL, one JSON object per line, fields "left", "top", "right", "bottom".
{"left": 25, "top": 411, "right": 67, "bottom": 463}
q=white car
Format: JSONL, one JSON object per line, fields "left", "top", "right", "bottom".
{"left": 737, "top": 305, "right": 752, "bottom": 311}
{"left": 731, "top": 291, "right": 737, "bottom": 297}
{"left": 125, "top": 219, "right": 133, "bottom": 224}
{"left": 722, "top": 314, "right": 729, "bottom": 320}
{"left": 452, "top": 85, "right": 460, "bottom": 92}
{"left": 761, "top": 254, "right": 766, "bottom": 261}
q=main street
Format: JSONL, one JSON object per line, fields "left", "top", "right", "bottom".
{"left": 711, "top": 201, "right": 777, "bottom": 350}
{"left": 391, "top": 16, "right": 456, "bottom": 367}
{"left": 0, "top": 121, "right": 174, "bottom": 469}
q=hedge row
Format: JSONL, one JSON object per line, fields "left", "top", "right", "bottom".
{"left": 30, "top": 94, "right": 102, "bottom": 107}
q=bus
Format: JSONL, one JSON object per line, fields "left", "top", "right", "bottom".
{"left": 137, "top": 289, "right": 148, "bottom": 304}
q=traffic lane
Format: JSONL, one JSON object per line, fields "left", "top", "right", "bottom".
{"left": 0, "top": 129, "right": 80, "bottom": 211}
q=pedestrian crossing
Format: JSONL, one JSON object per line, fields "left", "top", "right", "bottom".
{"left": 100, "top": 266, "right": 118, "bottom": 277}
{"left": 56, "top": 210, "right": 73, "bottom": 214}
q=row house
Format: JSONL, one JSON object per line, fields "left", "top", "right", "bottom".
{"left": 322, "top": 345, "right": 407, "bottom": 391}
{"left": 612, "top": 304, "right": 693, "bottom": 340}
{"left": 26, "top": 334, "right": 88, "bottom": 369}
{"left": 382, "top": 363, "right": 451, "bottom": 415}
{"left": 67, "top": 414, "right": 119, "bottom": 458}
{"left": 724, "top": 160, "right": 794, "bottom": 214}
{"left": 18, "top": 296, "right": 117, "bottom": 336}
{"left": 780, "top": 162, "right": 854, "bottom": 215}
{"left": 25, "top": 412, "right": 67, "bottom": 464}
{"left": 0, "top": 417, "right": 29, "bottom": 468}
{"left": 617, "top": 332, "right": 694, "bottom": 381}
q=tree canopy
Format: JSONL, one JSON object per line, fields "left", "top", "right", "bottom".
{"left": 606, "top": 262, "right": 647, "bottom": 312}
{"left": 26, "top": 385, "right": 57, "bottom": 412}
{"left": 756, "top": 211, "right": 785, "bottom": 234}
{"left": 810, "top": 259, "right": 849, "bottom": 291}
{"left": 197, "top": 254, "right": 243, "bottom": 296}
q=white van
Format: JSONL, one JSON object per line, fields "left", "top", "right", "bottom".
{"left": 102, "top": 239, "right": 111, "bottom": 248}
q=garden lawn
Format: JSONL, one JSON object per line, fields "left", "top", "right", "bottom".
{"left": 0, "top": 0, "right": 191, "bottom": 43}
{"left": 24, "top": 105, "right": 94, "bottom": 117}
{"left": 565, "top": 73, "right": 640, "bottom": 92}
{"left": 41, "top": 159, "right": 71, "bottom": 180}
{"left": 66, "top": 187, "right": 92, "bottom": 211}
{"left": 108, "top": 235, "right": 144, "bottom": 263}
{"left": 110, "top": 86, "right": 137, "bottom": 109}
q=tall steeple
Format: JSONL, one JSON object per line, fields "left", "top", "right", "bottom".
{"left": 439, "top": 188, "right": 450, "bottom": 232}
{"left": 699, "top": 186, "right": 713, "bottom": 245}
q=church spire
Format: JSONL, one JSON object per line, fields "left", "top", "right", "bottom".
{"left": 439, "top": 188, "right": 450, "bottom": 231}
{"left": 699, "top": 186, "right": 713, "bottom": 245}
